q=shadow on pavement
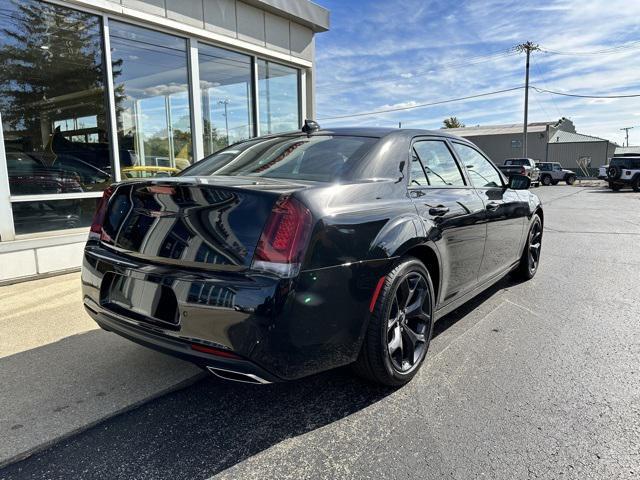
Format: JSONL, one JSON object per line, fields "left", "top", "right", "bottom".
{"left": 0, "top": 277, "right": 512, "bottom": 480}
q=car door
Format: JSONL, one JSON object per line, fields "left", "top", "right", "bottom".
{"left": 409, "top": 138, "right": 486, "bottom": 305}
{"left": 451, "top": 141, "right": 527, "bottom": 284}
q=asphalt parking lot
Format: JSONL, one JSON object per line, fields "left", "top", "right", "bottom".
{"left": 2, "top": 184, "right": 639, "bottom": 480}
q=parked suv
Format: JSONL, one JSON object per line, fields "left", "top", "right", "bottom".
{"left": 498, "top": 158, "right": 540, "bottom": 187}
{"left": 536, "top": 162, "right": 577, "bottom": 186}
{"left": 606, "top": 155, "right": 640, "bottom": 191}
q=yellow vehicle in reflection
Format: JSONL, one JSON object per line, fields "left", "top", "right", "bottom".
{"left": 120, "top": 166, "right": 180, "bottom": 179}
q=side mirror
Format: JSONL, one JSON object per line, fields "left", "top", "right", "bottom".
{"left": 509, "top": 174, "right": 531, "bottom": 190}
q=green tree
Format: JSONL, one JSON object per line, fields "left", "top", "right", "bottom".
{"left": 442, "top": 117, "right": 465, "bottom": 129}
{"left": 0, "top": 0, "right": 107, "bottom": 149}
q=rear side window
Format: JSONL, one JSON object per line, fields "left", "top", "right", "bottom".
{"left": 412, "top": 141, "right": 465, "bottom": 187}
{"left": 453, "top": 143, "right": 503, "bottom": 188}
{"left": 610, "top": 157, "right": 628, "bottom": 168}
{"left": 179, "top": 135, "right": 378, "bottom": 182}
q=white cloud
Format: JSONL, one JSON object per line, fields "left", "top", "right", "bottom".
{"left": 315, "top": 0, "right": 640, "bottom": 141}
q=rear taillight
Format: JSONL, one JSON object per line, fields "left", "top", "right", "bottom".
{"left": 252, "top": 196, "right": 312, "bottom": 277}
{"left": 89, "top": 186, "right": 114, "bottom": 240}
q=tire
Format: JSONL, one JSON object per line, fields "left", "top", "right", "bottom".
{"left": 608, "top": 165, "right": 622, "bottom": 180}
{"left": 609, "top": 181, "right": 622, "bottom": 191}
{"left": 633, "top": 176, "right": 640, "bottom": 192}
{"left": 565, "top": 175, "right": 576, "bottom": 185}
{"left": 353, "top": 257, "right": 434, "bottom": 387}
{"left": 541, "top": 175, "right": 552, "bottom": 186}
{"left": 551, "top": 180, "right": 559, "bottom": 185}
{"left": 514, "top": 214, "right": 542, "bottom": 281}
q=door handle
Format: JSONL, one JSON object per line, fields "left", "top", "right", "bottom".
{"left": 428, "top": 205, "right": 450, "bottom": 216}
{"left": 486, "top": 202, "right": 501, "bottom": 211}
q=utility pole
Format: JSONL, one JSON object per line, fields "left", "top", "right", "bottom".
{"left": 516, "top": 41, "right": 540, "bottom": 158}
{"left": 620, "top": 126, "right": 634, "bottom": 147}
{"left": 218, "top": 98, "right": 230, "bottom": 145}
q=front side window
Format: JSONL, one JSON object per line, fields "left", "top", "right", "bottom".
{"left": 258, "top": 60, "right": 300, "bottom": 135}
{"left": 109, "top": 22, "right": 192, "bottom": 173}
{"left": 453, "top": 143, "right": 503, "bottom": 188}
{"left": 198, "top": 44, "right": 254, "bottom": 155}
{"left": 413, "top": 141, "right": 465, "bottom": 187}
{"left": 180, "top": 135, "right": 377, "bottom": 182}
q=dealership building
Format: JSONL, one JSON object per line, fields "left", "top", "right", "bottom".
{"left": 0, "top": 0, "right": 330, "bottom": 283}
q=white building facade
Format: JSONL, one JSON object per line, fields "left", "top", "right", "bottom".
{"left": 0, "top": 0, "right": 329, "bottom": 283}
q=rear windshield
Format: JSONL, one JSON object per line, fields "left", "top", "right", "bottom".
{"left": 610, "top": 157, "right": 640, "bottom": 168}
{"left": 179, "top": 135, "right": 378, "bottom": 182}
{"left": 505, "top": 159, "right": 528, "bottom": 166}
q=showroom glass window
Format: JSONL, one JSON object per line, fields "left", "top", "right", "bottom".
{"left": 199, "top": 44, "right": 253, "bottom": 155}
{"left": 109, "top": 22, "right": 192, "bottom": 173}
{"left": 0, "top": 0, "right": 108, "bottom": 234}
{"left": 258, "top": 60, "right": 300, "bottom": 135}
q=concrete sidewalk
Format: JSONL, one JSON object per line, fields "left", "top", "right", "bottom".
{"left": 0, "top": 273, "right": 203, "bottom": 467}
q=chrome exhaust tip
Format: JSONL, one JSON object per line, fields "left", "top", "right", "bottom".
{"left": 206, "top": 366, "right": 271, "bottom": 385}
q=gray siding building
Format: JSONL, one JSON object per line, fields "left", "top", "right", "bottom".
{"left": 447, "top": 118, "right": 617, "bottom": 172}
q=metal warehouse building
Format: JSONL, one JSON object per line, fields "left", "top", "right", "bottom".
{"left": 0, "top": 0, "right": 330, "bottom": 283}
{"left": 448, "top": 118, "right": 617, "bottom": 173}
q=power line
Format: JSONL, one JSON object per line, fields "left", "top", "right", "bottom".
{"left": 318, "top": 86, "right": 524, "bottom": 120}
{"left": 531, "top": 62, "right": 562, "bottom": 118}
{"left": 540, "top": 41, "right": 640, "bottom": 56}
{"left": 531, "top": 86, "right": 640, "bottom": 99}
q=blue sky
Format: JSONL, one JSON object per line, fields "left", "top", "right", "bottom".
{"left": 313, "top": 0, "right": 640, "bottom": 146}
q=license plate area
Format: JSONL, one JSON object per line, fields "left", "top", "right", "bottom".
{"left": 101, "top": 273, "right": 179, "bottom": 327}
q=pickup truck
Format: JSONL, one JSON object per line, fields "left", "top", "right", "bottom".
{"left": 498, "top": 158, "right": 540, "bottom": 187}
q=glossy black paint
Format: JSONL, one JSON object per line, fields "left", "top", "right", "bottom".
{"left": 82, "top": 128, "right": 542, "bottom": 381}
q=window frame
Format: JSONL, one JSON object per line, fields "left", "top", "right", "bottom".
{"left": 450, "top": 140, "right": 507, "bottom": 189}
{"left": 407, "top": 136, "right": 471, "bottom": 191}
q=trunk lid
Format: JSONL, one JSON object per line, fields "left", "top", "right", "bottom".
{"left": 100, "top": 176, "right": 308, "bottom": 270}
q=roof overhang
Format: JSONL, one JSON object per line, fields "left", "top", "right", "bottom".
{"left": 243, "top": 0, "right": 330, "bottom": 32}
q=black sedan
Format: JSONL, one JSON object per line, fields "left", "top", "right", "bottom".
{"left": 82, "top": 124, "right": 543, "bottom": 386}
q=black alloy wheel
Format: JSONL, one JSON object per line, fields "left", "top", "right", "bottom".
{"left": 386, "top": 272, "right": 431, "bottom": 373}
{"left": 354, "top": 258, "right": 434, "bottom": 386}
{"left": 566, "top": 175, "right": 576, "bottom": 185}
{"left": 514, "top": 214, "right": 542, "bottom": 280}
{"left": 527, "top": 219, "right": 542, "bottom": 274}
{"left": 541, "top": 175, "right": 552, "bottom": 186}
{"left": 633, "top": 176, "right": 640, "bottom": 192}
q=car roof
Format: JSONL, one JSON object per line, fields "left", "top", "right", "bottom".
{"left": 267, "top": 127, "right": 468, "bottom": 141}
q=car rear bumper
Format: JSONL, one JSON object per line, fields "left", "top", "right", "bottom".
{"left": 84, "top": 298, "right": 281, "bottom": 383}
{"left": 82, "top": 243, "right": 389, "bottom": 381}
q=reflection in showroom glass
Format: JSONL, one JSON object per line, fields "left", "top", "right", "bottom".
{"left": 109, "top": 21, "right": 193, "bottom": 173}
{"left": 0, "top": 0, "right": 112, "bottom": 196}
{"left": 11, "top": 198, "right": 100, "bottom": 235}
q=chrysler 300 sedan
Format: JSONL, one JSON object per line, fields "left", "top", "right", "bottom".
{"left": 82, "top": 123, "right": 543, "bottom": 386}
